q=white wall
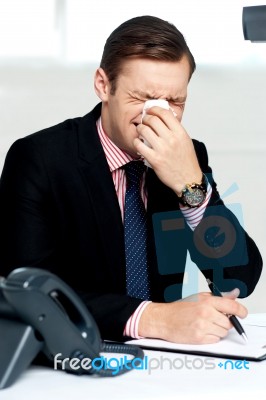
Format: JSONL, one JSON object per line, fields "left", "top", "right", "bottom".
{"left": 0, "top": 62, "right": 265, "bottom": 312}
{"left": 182, "top": 64, "right": 266, "bottom": 311}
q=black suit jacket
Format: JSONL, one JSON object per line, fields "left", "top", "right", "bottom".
{"left": 0, "top": 103, "right": 262, "bottom": 340}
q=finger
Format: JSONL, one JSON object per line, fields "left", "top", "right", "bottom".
{"left": 209, "top": 323, "right": 230, "bottom": 340}
{"left": 193, "top": 320, "right": 230, "bottom": 344}
{"left": 211, "top": 296, "right": 248, "bottom": 319}
{"left": 136, "top": 123, "right": 164, "bottom": 151}
{"left": 201, "top": 334, "right": 221, "bottom": 344}
{"left": 212, "top": 310, "right": 232, "bottom": 330}
{"left": 146, "top": 106, "right": 182, "bottom": 133}
{"left": 221, "top": 288, "right": 240, "bottom": 300}
{"left": 142, "top": 114, "right": 171, "bottom": 140}
{"left": 133, "top": 137, "right": 156, "bottom": 160}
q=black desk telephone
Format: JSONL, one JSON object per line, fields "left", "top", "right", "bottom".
{"left": 0, "top": 267, "right": 144, "bottom": 389}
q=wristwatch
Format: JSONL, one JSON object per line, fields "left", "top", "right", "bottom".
{"left": 178, "top": 174, "right": 208, "bottom": 208}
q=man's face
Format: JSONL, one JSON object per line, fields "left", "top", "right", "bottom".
{"left": 96, "top": 57, "right": 191, "bottom": 157}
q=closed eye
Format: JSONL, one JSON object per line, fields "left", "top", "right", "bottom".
{"left": 170, "top": 102, "right": 185, "bottom": 109}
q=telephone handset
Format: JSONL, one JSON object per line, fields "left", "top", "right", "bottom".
{"left": 0, "top": 267, "right": 144, "bottom": 389}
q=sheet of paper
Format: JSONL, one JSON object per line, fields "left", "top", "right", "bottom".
{"left": 126, "top": 324, "right": 266, "bottom": 360}
{"left": 242, "top": 313, "right": 266, "bottom": 327}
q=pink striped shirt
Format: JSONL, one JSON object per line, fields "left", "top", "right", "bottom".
{"left": 96, "top": 116, "right": 212, "bottom": 338}
{"left": 96, "top": 118, "right": 147, "bottom": 218}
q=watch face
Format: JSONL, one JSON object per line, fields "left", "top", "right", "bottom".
{"left": 184, "top": 188, "right": 205, "bottom": 207}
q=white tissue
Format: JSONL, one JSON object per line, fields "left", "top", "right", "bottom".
{"left": 140, "top": 99, "right": 175, "bottom": 167}
{"left": 141, "top": 99, "right": 170, "bottom": 123}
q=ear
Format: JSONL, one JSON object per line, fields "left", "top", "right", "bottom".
{"left": 94, "top": 68, "right": 110, "bottom": 102}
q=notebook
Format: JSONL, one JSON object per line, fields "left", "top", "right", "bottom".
{"left": 126, "top": 323, "right": 266, "bottom": 361}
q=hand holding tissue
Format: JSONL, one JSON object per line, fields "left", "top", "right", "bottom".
{"left": 140, "top": 99, "right": 176, "bottom": 167}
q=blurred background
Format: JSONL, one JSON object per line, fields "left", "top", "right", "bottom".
{"left": 0, "top": 0, "right": 265, "bottom": 311}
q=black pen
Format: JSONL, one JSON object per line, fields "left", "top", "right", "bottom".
{"left": 206, "top": 279, "right": 248, "bottom": 343}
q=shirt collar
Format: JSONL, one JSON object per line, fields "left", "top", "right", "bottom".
{"left": 96, "top": 116, "right": 136, "bottom": 172}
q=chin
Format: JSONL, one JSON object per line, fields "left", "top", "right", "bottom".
{"left": 122, "top": 144, "right": 138, "bottom": 158}
{"left": 123, "top": 148, "right": 137, "bottom": 157}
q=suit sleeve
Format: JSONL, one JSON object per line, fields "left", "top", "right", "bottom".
{"left": 188, "top": 141, "right": 263, "bottom": 297}
{"left": 0, "top": 138, "right": 142, "bottom": 341}
{"left": 0, "top": 138, "right": 56, "bottom": 269}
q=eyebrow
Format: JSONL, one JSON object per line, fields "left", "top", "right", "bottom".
{"left": 131, "top": 90, "right": 187, "bottom": 103}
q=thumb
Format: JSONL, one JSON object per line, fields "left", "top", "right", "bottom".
{"left": 221, "top": 288, "right": 240, "bottom": 300}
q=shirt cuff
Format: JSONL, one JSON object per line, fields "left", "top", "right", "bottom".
{"left": 123, "top": 301, "right": 152, "bottom": 339}
{"left": 179, "top": 182, "right": 212, "bottom": 231}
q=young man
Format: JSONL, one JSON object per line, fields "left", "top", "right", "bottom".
{"left": 0, "top": 16, "right": 262, "bottom": 344}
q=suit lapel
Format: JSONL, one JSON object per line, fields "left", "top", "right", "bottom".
{"left": 76, "top": 105, "right": 126, "bottom": 290}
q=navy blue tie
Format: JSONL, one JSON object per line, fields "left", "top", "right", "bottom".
{"left": 123, "top": 161, "right": 151, "bottom": 300}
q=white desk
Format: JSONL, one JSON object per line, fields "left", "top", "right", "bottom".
{"left": 1, "top": 314, "right": 266, "bottom": 399}
{"left": 1, "top": 351, "right": 266, "bottom": 400}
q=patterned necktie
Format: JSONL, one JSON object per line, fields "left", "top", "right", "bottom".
{"left": 123, "top": 161, "right": 151, "bottom": 300}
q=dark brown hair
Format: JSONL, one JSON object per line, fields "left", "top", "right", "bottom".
{"left": 100, "top": 15, "right": 196, "bottom": 94}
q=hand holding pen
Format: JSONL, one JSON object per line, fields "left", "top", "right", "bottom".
{"left": 206, "top": 279, "right": 248, "bottom": 343}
